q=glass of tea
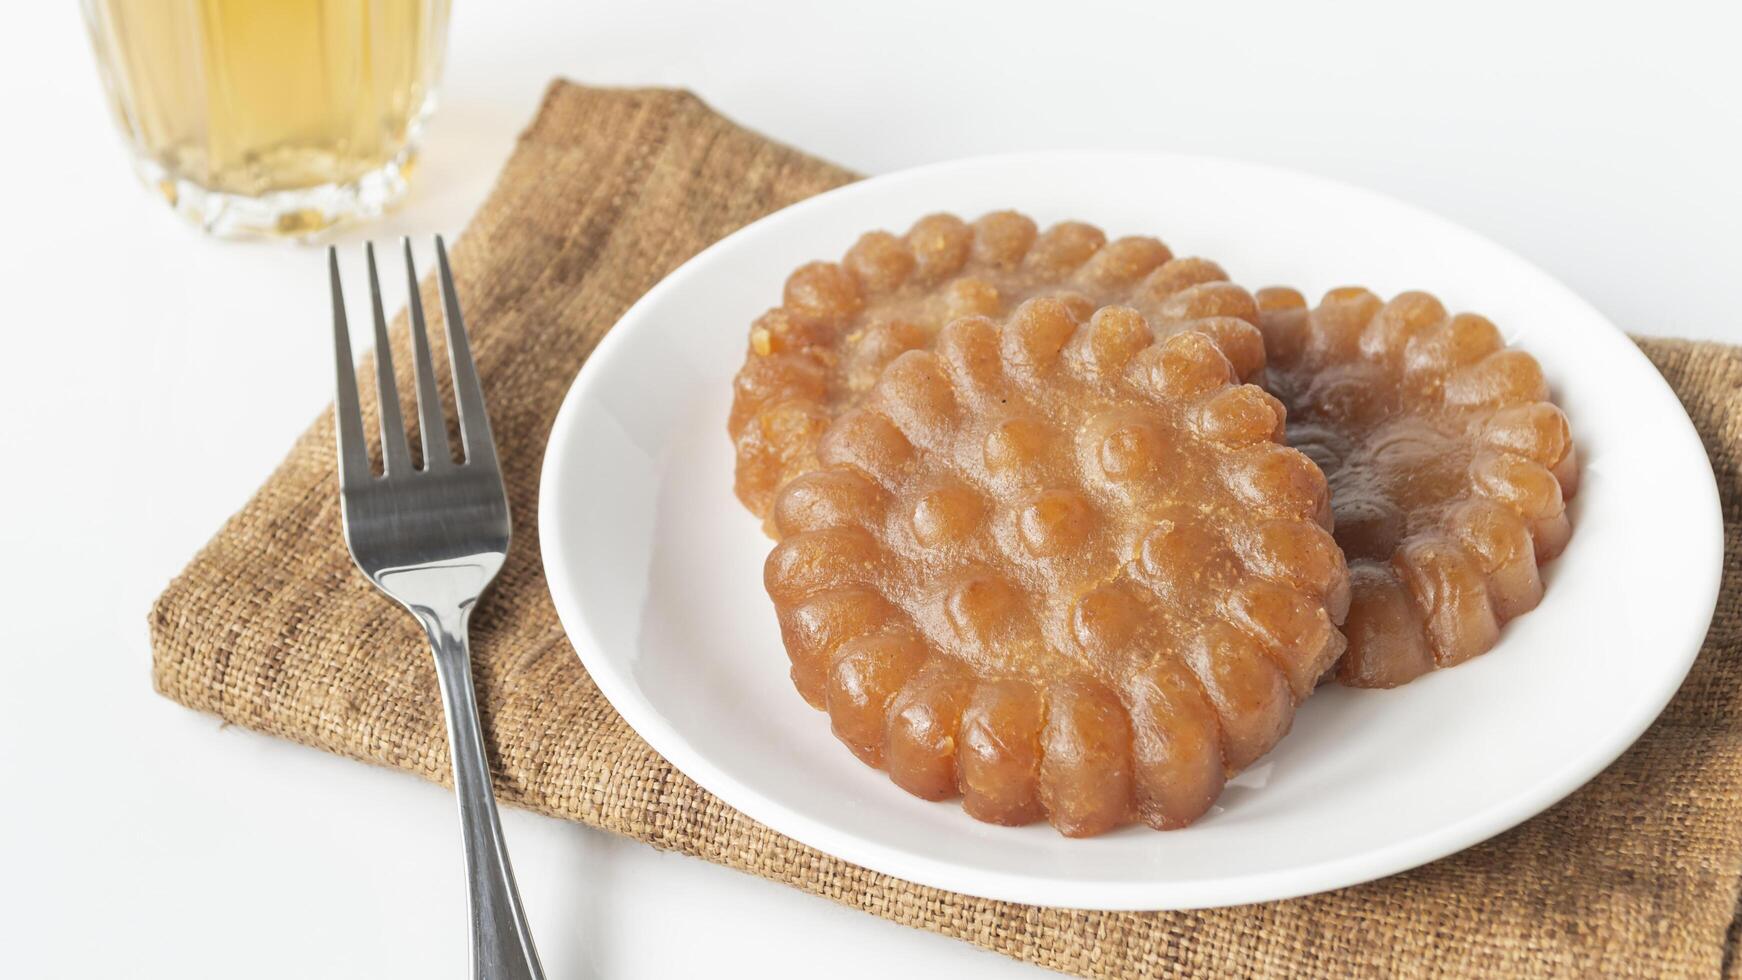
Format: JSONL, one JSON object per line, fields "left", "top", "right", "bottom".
{"left": 82, "top": 0, "right": 452, "bottom": 238}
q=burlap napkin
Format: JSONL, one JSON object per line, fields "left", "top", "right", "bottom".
{"left": 150, "top": 81, "right": 1742, "bottom": 978}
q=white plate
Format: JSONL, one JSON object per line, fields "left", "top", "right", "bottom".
{"left": 537, "top": 151, "right": 1722, "bottom": 910}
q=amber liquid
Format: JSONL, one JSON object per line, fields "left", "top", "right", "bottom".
{"left": 86, "top": 0, "right": 449, "bottom": 199}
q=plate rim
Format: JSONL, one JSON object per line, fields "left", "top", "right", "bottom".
{"left": 536, "top": 148, "right": 1724, "bottom": 910}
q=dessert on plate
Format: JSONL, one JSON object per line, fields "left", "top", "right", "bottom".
{"left": 729, "top": 212, "right": 1579, "bottom": 835}
{"left": 729, "top": 210, "right": 1267, "bottom": 525}
{"left": 1255, "top": 287, "right": 1577, "bottom": 688}
{"left": 759, "top": 292, "right": 1350, "bottom": 836}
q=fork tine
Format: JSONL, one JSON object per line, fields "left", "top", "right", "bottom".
{"left": 403, "top": 238, "right": 453, "bottom": 470}
{"left": 366, "top": 243, "right": 413, "bottom": 477}
{"left": 329, "top": 248, "right": 371, "bottom": 489}
{"left": 435, "top": 236, "right": 498, "bottom": 469}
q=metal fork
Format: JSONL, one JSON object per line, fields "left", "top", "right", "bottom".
{"left": 329, "top": 238, "right": 544, "bottom": 980}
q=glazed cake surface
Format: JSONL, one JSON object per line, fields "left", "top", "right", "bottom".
{"left": 730, "top": 210, "right": 1267, "bottom": 524}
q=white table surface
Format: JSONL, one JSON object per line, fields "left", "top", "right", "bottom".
{"left": 2, "top": 2, "right": 1736, "bottom": 977}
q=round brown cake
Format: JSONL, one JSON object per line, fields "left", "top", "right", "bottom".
{"left": 760, "top": 294, "right": 1350, "bottom": 836}
{"left": 1256, "top": 286, "right": 1577, "bottom": 688}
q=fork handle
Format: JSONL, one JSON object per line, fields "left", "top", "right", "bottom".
{"left": 423, "top": 606, "right": 546, "bottom": 980}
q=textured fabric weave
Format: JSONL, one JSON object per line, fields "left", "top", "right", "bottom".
{"left": 150, "top": 82, "right": 1742, "bottom": 978}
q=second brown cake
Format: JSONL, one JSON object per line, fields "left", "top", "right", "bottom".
{"left": 1256, "top": 287, "right": 1577, "bottom": 688}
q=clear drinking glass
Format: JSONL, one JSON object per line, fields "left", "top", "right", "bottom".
{"left": 82, "top": 0, "right": 452, "bottom": 238}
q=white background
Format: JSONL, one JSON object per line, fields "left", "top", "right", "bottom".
{"left": 1, "top": 1, "right": 1736, "bottom": 977}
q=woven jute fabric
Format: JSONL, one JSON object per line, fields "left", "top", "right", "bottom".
{"left": 150, "top": 81, "right": 1742, "bottom": 978}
